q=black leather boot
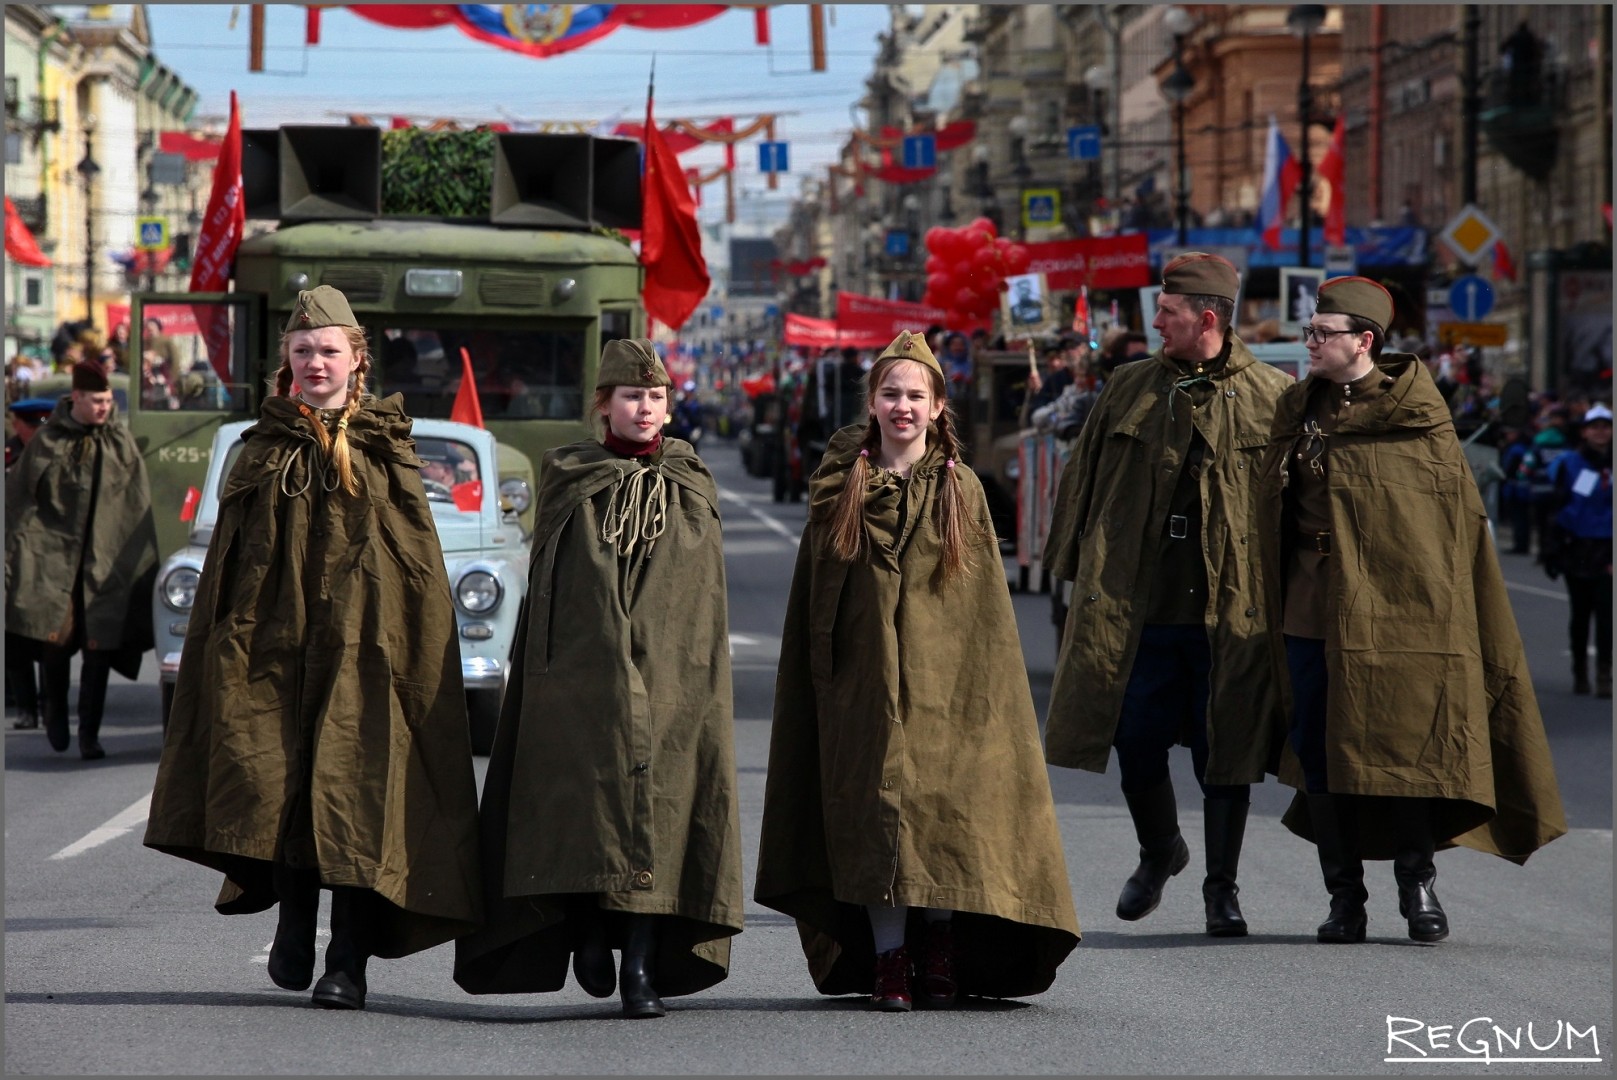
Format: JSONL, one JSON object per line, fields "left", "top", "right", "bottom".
{"left": 312, "top": 887, "right": 370, "bottom": 1010}
{"left": 618, "top": 915, "right": 667, "bottom": 1019}
{"left": 268, "top": 863, "right": 321, "bottom": 992}
{"left": 1116, "top": 778, "right": 1191, "bottom": 921}
{"left": 1202, "top": 799, "right": 1249, "bottom": 937}
{"left": 76, "top": 652, "right": 111, "bottom": 760}
{"left": 571, "top": 902, "right": 616, "bottom": 999}
{"left": 1393, "top": 799, "right": 1449, "bottom": 943}
{"left": 1307, "top": 793, "right": 1367, "bottom": 943}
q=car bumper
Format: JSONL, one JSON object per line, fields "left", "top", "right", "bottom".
{"left": 160, "top": 651, "right": 506, "bottom": 690}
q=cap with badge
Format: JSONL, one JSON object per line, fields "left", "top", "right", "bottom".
{"left": 8, "top": 397, "right": 55, "bottom": 422}
{"left": 875, "top": 330, "right": 943, "bottom": 378}
{"left": 284, "top": 285, "right": 361, "bottom": 334}
{"left": 1314, "top": 275, "right": 1396, "bottom": 334}
{"left": 596, "top": 338, "right": 671, "bottom": 389}
{"left": 1160, "top": 252, "right": 1240, "bottom": 301}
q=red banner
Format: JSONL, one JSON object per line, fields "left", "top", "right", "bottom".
{"left": 783, "top": 313, "right": 842, "bottom": 349}
{"left": 834, "top": 293, "right": 947, "bottom": 348}
{"left": 188, "top": 91, "right": 245, "bottom": 383}
{"left": 1022, "top": 234, "right": 1151, "bottom": 291}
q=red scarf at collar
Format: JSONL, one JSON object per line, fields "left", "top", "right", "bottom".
{"left": 601, "top": 430, "right": 663, "bottom": 458}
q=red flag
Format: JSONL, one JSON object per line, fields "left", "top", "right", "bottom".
{"left": 4, "top": 196, "right": 51, "bottom": 267}
{"left": 189, "top": 90, "right": 245, "bottom": 383}
{"left": 1072, "top": 285, "right": 1090, "bottom": 339}
{"left": 1317, "top": 114, "right": 1347, "bottom": 247}
{"left": 640, "top": 84, "right": 710, "bottom": 329}
{"left": 451, "top": 347, "right": 484, "bottom": 428}
{"left": 306, "top": 5, "right": 321, "bottom": 45}
{"left": 754, "top": 7, "right": 770, "bottom": 44}
{"left": 1492, "top": 238, "right": 1518, "bottom": 284}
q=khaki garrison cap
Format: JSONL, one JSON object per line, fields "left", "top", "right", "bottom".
{"left": 285, "top": 285, "right": 361, "bottom": 334}
{"left": 1161, "top": 252, "right": 1241, "bottom": 301}
{"left": 597, "top": 338, "right": 672, "bottom": 389}
{"left": 875, "top": 330, "right": 944, "bottom": 378}
{"left": 1315, "top": 276, "right": 1396, "bottom": 334}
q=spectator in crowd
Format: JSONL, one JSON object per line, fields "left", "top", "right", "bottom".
{"left": 1540, "top": 403, "right": 1613, "bottom": 697}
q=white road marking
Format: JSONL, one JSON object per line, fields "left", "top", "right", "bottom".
{"left": 1504, "top": 578, "right": 1568, "bottom": 601}
{"left": 717, "top": 486, "right": 800, "bottom": 546}
{"left": 49, "top": 793, "right": 152, "bottom": 860}
{"left": 252, "top": 926, "right": 330, "bottom": 964}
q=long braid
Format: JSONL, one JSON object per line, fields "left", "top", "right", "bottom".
{"left": 930, "top": 403, "right": 985, "bottom": 583}
{"left": 272, "top": 326, "right": 370, "bottom": 496}
{"left": 826, "top": 419, "right": 883, "bottom": 564}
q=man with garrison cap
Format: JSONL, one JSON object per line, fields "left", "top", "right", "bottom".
{"left": 4, "top": 360, "right": 158, "bottom": 760}
{"left": 1256, "top": 275, "right": 1565, "bottom": 945}
{"left": 1042, "top": 252, "right": 1292, "bottom": 938}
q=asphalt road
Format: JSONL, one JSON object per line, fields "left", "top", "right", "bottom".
{"left": 5, "top": 436, "right": 1611, "bottom": 1075}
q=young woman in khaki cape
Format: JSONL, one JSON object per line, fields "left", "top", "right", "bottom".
{"left": 144, "top": 287, "right": 483, "bottom": 1011}
{"left": 453, "top": 339, "right": 743, "bottom": 1020}
{"left": 756, "top": 331, "right": 1080, "bottom": 1012}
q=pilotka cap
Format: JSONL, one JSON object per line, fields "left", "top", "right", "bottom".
{"left": 1315, "top": 275, "right": 1396, "bottom": 334}
{"left": 875, "top": 330, "right": 944, "bottom": 378}
{"left": 1161, "top": 252, "right": 1241, "bottom": 301}
{"left": 596, "top": 338, "right": 672, "bottom": 389}
{"left": 284, "top": 285, "right": 361, "bottom": 334}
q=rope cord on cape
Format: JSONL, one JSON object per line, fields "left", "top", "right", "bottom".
{"left": 278, "top": 442, "right": 314, "bottom": 498}
{"left": 600, "top": 463, "right": 669, "bottom": 557}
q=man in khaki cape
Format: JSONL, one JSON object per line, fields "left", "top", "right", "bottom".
{"left": 1258, "top": 276, "right": 1565, "bottom": 944}
{"left": 1044, "top": 253, "right": 1291, "bottom": 937}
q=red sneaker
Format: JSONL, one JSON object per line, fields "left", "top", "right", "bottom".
{"left": 914, "top": 920, "right": 957, "bottom": 1007}
{"left": 871, "top": 946, "right": 912, "bottom": 1012}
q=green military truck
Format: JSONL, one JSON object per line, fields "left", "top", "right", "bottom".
{"left": 126, "top": 124, "right": 645, "bottom": 556}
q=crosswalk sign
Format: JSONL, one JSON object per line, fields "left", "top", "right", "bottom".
{"left": 136, "top": 216, "right": 168, "bottom": 252}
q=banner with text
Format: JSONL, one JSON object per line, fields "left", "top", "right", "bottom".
{"left": 834, "top": 293, "right": 948, "bottom": 348}
{"left": 1022, "top": 233, "right": 1152, "bottom": 291}
{"left": 784, "top": 312, "right": 843, "bottom": 349}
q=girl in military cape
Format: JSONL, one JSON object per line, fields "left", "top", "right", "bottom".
{"left": 755, "top": 330, "right": 1080, "bottom": 1012}
{"left": 453, "top": 339, "right": 743, "bottom": 1020}
{"left": 145, "top": 286, "right": 483, "bottom": 1011}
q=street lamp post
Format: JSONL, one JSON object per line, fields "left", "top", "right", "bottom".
{"left": 1161, "top": 7, "right": 1196, "bottom": 246}
{"left": 1084, "top": 64, "right": 1111, "bottom": 225}
{"left": 140, "top": 183, "right": 160, "bottom": 293}
{"left": 1288, "top": 5, "right": 1327, "bottom": 269}
{"left": 76, "top": 115, "right": 100, "bottom": 324}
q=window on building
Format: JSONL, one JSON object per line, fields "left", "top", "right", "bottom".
{"left": 23, "top": 274, "right": 44, "bottom": 308}
{"left": 4, "top": 132, "right": 22, "bottom": 165}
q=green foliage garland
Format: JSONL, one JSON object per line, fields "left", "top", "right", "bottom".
{"left": 379, "top": 128, "right": 495, "bottom": 218}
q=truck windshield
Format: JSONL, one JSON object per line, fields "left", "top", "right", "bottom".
{"left": 375, "top": 327, "right": 585, "bottom": 422}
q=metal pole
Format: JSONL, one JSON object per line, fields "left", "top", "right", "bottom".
{"left": 83, "top": 169, "right": 94, "bottom": 323}
{"left": 1176, "top": 102, "right": 1189, "bottom": 245}
{"left": 1298, "top": 28, "right": 1313, "bottom": 268}
{"left": 1461, "top": 4, "right": 1481, "bottom": 206}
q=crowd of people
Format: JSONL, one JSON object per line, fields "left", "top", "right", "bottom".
{"left": 2, "top": 267, "right": 1595, "bottom": 1024}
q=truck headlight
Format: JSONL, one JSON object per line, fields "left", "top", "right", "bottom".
{"left": 161, "top": 567, "right": 200, "bottom": 611}
{"left": 499, "top": 476, "right": 532, "bottom": 513}
{"left": 456, "top": 570, "right": 502, "bottom": 614}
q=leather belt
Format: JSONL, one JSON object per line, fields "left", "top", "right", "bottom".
{"left": 1297, "top": 531, "right": 1332, "bottom": 555}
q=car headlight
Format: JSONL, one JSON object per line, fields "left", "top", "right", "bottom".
{"left": 499, "top": 476, "right": 532, "bottom": 513}
{"left": 162, "top": 567, "right": 200, "bottom": 611}
{"left": 456, "top": 569, "right": 502, "bottom": 614}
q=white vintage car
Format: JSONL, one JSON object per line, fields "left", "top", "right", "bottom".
{"left": 152, "top": 417, "right": 531, "bottom": 755}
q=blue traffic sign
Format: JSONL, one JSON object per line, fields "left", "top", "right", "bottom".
{"left": 1449, "top": 274, "right": 1495, "bottom": 321}
{"left": 901, "top": 134, "right": 936, "bottom": 170}
{"left": 758, "top": 141, "right": 790, "bottom": 174}
{"left": 1067, "top": 125, "right": 1102, "bottom": 162}
{"left": 884, "top": 229, "right": 911, "bottom": 257}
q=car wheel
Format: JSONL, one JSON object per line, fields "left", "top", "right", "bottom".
{"left": 467, "top": 687, "right": 502, "bottom": 757}
{"left": 160, "top": 682, "right": 174, "bottom": 734}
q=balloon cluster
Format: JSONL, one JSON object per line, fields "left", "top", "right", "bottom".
{"left": 922, "top": 217, "right": 1034, "bottom": 332}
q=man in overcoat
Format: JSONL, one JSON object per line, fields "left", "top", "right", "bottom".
{"left": 4, "top": 361, "right": 157, "bottom": 759}
{"left": 1043, "top": 253, "right": 1291, "bottom": 936}
{"left": 1258, "top": 276, "right": 1566, "bottom": 944}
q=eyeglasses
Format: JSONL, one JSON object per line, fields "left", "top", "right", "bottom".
{"left": 1301, "top": 326, "right": 1361, "bottom": 345}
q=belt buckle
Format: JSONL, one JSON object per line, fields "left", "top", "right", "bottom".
{"left": 1168, "top": 514, "right": 1189, "bottom": 540}
{"left": 1311, "top": 532, "right": 1332, "bottom": 555}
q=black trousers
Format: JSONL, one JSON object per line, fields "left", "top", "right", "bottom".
{"left": 1566, "top": 574, "right": 1612, "bottom": 675}
{"left": 6, "top": 634, "right": 41, "bottom": 715}
{"left": 1113, "top": 623, "right": 1249, "bottom": 801}
{"left": 1284, "top": 635, "right": 1330, "bottom": 795}
{"left": 41, "top": 645, "right": 113, "bottom": 739}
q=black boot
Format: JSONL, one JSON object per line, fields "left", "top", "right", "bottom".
{"left": 1393, "top": 799, "right": 1449, "bottom": 943}
{"left": 76, "top": 652, "right": 111, "bottom": 760}
{"left": 1307, "top": 793, "right": 1367, "bottom": 943}
{"left": 618, "top": 915, "right": 667, "bottom": 1019}
{"left": 268, "top": 863, "right": 320, "bottom": 992}
{"left": 571, "top": 903, "right": 616, "bottom": 999}
{"left": 1116, "top": 778, "right": 1191, "bottom": 921}
{"left": 312, "top": 887, "right": 370, "bottom": 1010}
{"left": 1597, "top": 661, "right": 1612, "bottom": 700}
{"left": 1202, "top": 799, "right": 1249, "bottom": 937}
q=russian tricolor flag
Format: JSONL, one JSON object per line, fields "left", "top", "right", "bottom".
{"left": 1259, "top": 116, "right": 1303, "bottom": 251}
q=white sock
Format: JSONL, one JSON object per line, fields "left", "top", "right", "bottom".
{"left": 867, "top": 905, "right": 908, "bottom": 953}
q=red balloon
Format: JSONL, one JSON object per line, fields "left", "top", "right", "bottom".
{"left": 944, "top": 310, "right": 973, "bottom": 332}
{"left": 924, "top": 254, "right": 947, "bottom": 275}
{"left": 924, "top": 226, "right": 949, "bottom": 254}
{"left": 972, "top": 245, "right": 1001, "bottom": 273}
{"left": 970, "top": 216, "right": 998, "bottom": 239}
{"left": 926, "top": 271, "right": 954, "bottom": 296}
{"left": 961, "top": 228, "right": 991, "bottom": 252}
{"left": 931, "top": 228, "right": 964, "bottom": 260}
{"left": 1005, "top": 244, "right": 1032, "bottom": 274}
{"left": 954, "top": 285, "right": 980, "bottom": 311}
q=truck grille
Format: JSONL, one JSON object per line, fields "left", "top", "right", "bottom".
{"left": 480, "top": 271, "right": 545, "bottom": 306}
{"left": 320, "top": 265, "right": 387, "bottom": 302}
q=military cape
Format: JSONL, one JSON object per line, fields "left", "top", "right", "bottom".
{"left": 144, "top": 394, "right": 482, "bottom": 957}
{"left": 1258, "top": 355, "right": 1567, "bottom": 862}
{"left": 453, "top": 437, "right": 744, "bottom": 997}
{"left": 755, "top": 426, "right": 1080, "bottom": 999}
{"left": 1042, "top": 334, "right": 1293, "bottom": 781}
{"left": 5, "top": 397, "right": 157, "bottom": 673}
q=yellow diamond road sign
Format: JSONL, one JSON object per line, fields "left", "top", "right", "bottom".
{"left": 1438, "top": 203, "right": 1500, "bottom": 267}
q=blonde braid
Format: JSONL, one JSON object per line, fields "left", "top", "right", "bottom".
{"left": 930, "top": 404, "right": 984, "bottom": 583}
{"left": 826, "top": 421, "right": 883, "bottom": 565}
